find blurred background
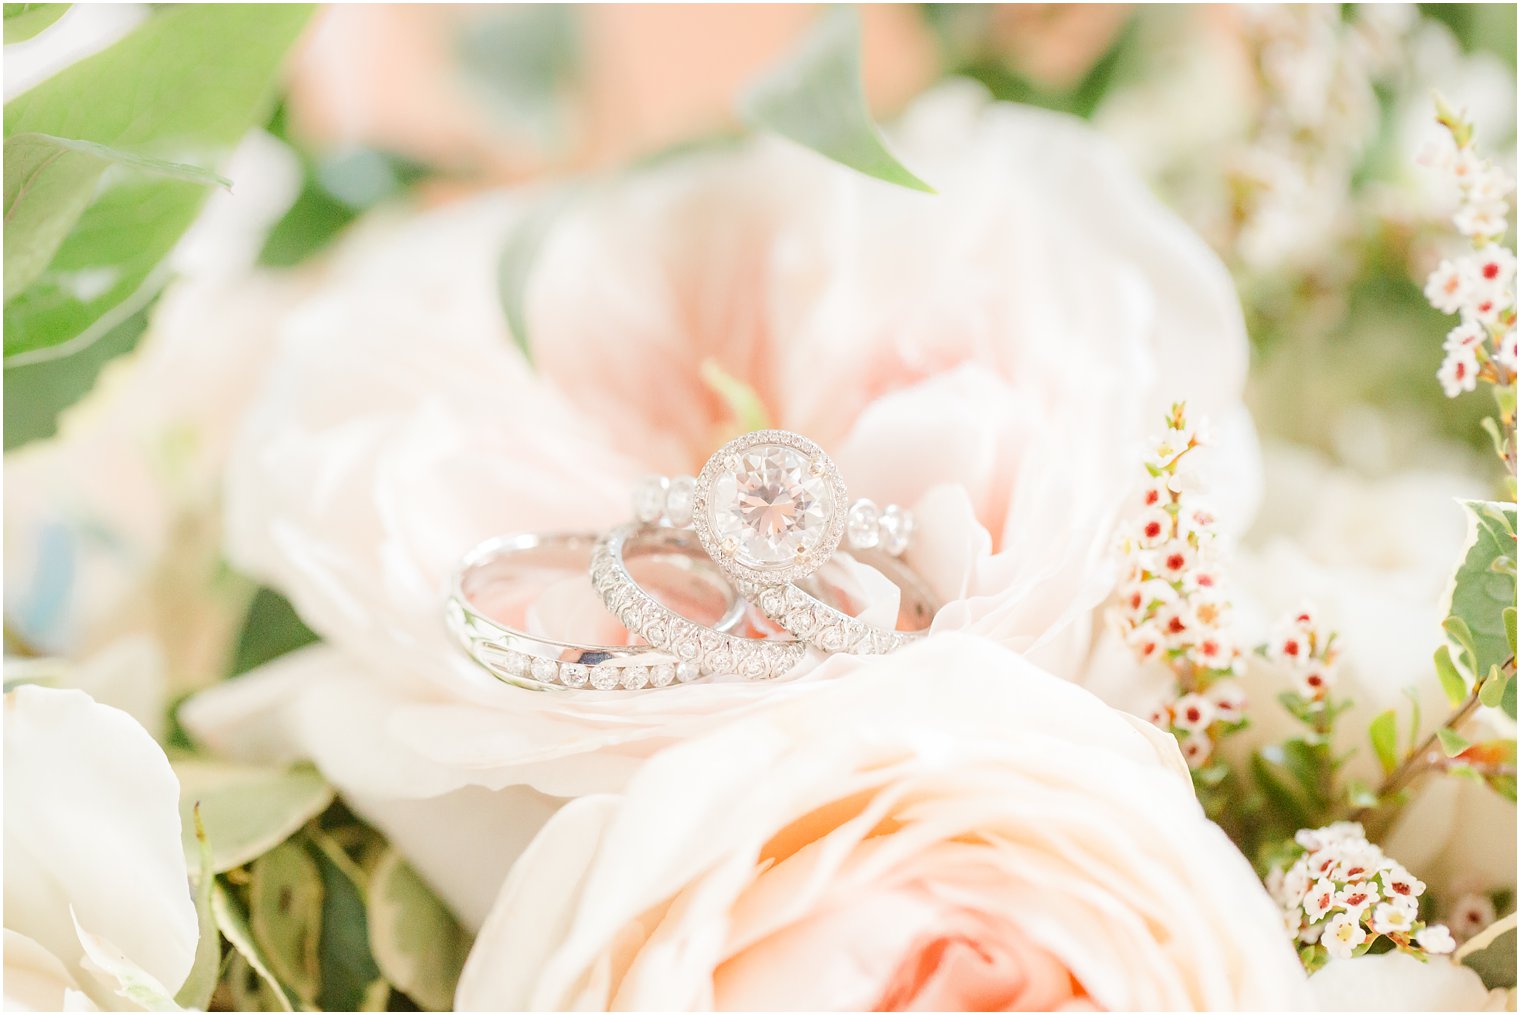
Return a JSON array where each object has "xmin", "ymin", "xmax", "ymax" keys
[{"xmin": 4, "ymin": 3, "xmax": 1517, "ymax": 701}]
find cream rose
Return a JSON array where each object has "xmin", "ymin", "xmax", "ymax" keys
[
  {"xmin": 3, "ymin": 687, "xmax": 200, "ymax": 1011},
  {"xmin": 186, "ymin": 83, "xmax": 1258, "ymax": 920},
  {"xmin": 1308, "ymin": 952, "xmax": 1510, "ymax": 1011},
  {"xmin": 455, "ymin": 635, "xmax": 1307, "ymax": 1010}
]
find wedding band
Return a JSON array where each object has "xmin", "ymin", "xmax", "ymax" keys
[
  {"xmin": 448, "ymin": 531, "xmax": 746, "ymax": 690},
  {"xmin": 592, "ymin": 524, "xmax": 808, "ymax": 679},
  {"xmin": 749, "ymin": 549, "xmax": 938, "ymax": 655}
]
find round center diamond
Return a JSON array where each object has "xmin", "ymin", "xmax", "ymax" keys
[{"xmin": 707, "ymin": 443, "xmax": 836, "ymax": 569}]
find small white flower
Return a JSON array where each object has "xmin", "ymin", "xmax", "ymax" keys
[
  {"xmin": 1415, "ymin": 924, "xmax": 1457, "ymax": 955},
  {"xmin": 1381, "ymin": 865, "xmax": 1426, "ymax": 901},
  {"xmin": 1455, "ymin": 201, "xmax": 1510, "ymax": 240},
  {"xmin": 1272, "ymin": 629, "xmax": 1308, "ymax": 663},
  {"xmin": 1496, "ymin": 329, "xmax": 1517, "ymax": 370},
  {"xmin": 1469, "ymin": 244, "xmax": 1517, "ymax": 287},
  {"xmin": 1155, "ymin": 539, "xmax": 1196, "ymax": 579},
  {"xmin": 1189, "ymin": 634, "xmax": 1234, "ymax": 671},
  {"xmin": 1332, "ymin": 882, "xmax": 1379, "ymax": 914},
  {"xmin": 1443, "ymin": 319, "xmax": 1488, "ymax": 351},
  {"xmin": 1437, "ymin": 346, "xmax": 1480, "ymax": 398},
  {"xmin": 1304, "ymin": 878, "xmax": 1338, "ymax": 922},
  {"xmin": 1467, "ymin": 165, "xmax": 1514, "ymax": 206},
  {"xmin": 1126, "ymin": 622, "xmax": 1166, "ymax": 661},
  {"xmin": 1331, "ymin": 844, "xmax": 1379, "ymax": 882},
  {"xmin": 1154, "ymin": 601, "xmax": 1195, "ymax": 645},
  {"xmin": 1322, "ymin": 912, "xmax": 1368, "ymax": 959},
  {"xmin": 1281, "ymin": 858, "xmax": 1311, "ymax": 904},
  {"xmin": 1465, "ymin": 288, "xmax": 1505, "ymax": 326},
  {"xmin": 1137, "ymin": 477, "xmax": 1171, "ymax": 510},
  {"xmin": 1448, "ymin": 148, "xmax": 1485, "ymax": 186},
  {"xmin": 1295, "ymin": 665, "xmax": 1334, "ymax": 698},
  {"xmin": 1172, "ymin": 692, "xmax": 1215, "ymax": 732},
  {"xmin": 1425, "ymin": 258, "xmax": 1470, "ymax": 313},
  {"xmin": 1447, "ymin": 892, "xmax": 1497, "ymax": 942},
  {"xmin": 1135, "ymin": 507, "xmax": 1174, "ymax": 548},
  {"xmin": 1370, "ymin": 900, "xmax": 1417, "ymax": 935}
]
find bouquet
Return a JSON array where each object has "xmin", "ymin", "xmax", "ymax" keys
[{"xmin": 4, "ymin": 5, "xmax": 1515, "ymax": 1011}]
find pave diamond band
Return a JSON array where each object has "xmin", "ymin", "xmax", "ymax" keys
[
  {"xmin": 449, "ymin": 531, "xmax": 746, "ymax": 691},
  {"xmin": 593, "ymin": 524, "xmax": 808, "ymax": 680},
  {"xmin": 743, "ymin": 548, "xmax": 938, "ymax": 655}
]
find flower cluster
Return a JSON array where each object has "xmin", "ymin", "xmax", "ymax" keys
[
  {"xmin": 1420, "ymin": 101, "xmax": 1518, "ymax": 398},
  {"xmin": 1269, "ymin": 822, "xmax": 1456, "ymax": 968},
  {"xmin": 1114, "ymin": 404, "xmax": 1246, "ymax": 769},
  {"xmin": 1266, "ymin": 605, "xmax": 1340, "ymax": 702}
]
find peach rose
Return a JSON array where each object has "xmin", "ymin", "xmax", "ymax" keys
[
  {"xmin": 185, "ymin": 84, "xmax": 1259, "ymax": 921},
  {"xmin": 454, "ymin": 636, "xmax": 1308, "ymax": 1010}
]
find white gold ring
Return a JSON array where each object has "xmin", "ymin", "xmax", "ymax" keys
[
  {"xmin": 592, "ymin": 523, "xmax": 808, "ymax": 679},
  {"xmin": 628, "ymin": 429, "xmax": 935, "ymax": 655},
  {"xmin": 448, "ymin": 531, "xmax": 746, "ymax": 690}
]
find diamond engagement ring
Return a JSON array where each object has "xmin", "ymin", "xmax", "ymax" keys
[
  {"xmin": 448, "ymin": 531, "xmax": 747, "ymax": 690},
  {"xmin": 623, "ymin": 429, "xmax": 936, "ymax": 655}
]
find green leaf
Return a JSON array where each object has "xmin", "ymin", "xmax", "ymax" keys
[
  {"xmin": 1437, "ymin": 726, "xmax": 1472, "ymax": 757},
  {"xmin": 212, "ymin": 884, "xmax": 296, "ymax": 1013},
  {"xmin": 1505, "ymin": 671, "xmax": 1517, "ymax": 721},
  {"xmin": 3, "ymin": 4, "xmax": 314, "ymax": 361},
  {"xmin": 699, "ymin": 358, "xmax": 773, "ymax": 433},
  {"xmin": 250, "ymin": 840, "xmax": 324, "ymax": 1006},
  {"xmin": 1480, "ymin": 669, "xmax": 1510, "ymax": 710},
  {"xmin": 1370, "ymin": 709, "xmax": 1399, "ymax": 774},
  {"xmin": 174, "ymin": 760, "xmax": 334, "ymax": 873},
  {"xmin": 1434, "ymin": 645, "xmax": 1471, "ymax": 706},
  {"xmin": 1442, "ymin": 500, "xmax": 1519, "ymax": 681},
  {"xmin": 312, "ymin": 833, "xmax": 383, "ymax": 1012},
  {"xmin": 229, "ymin": 586, "xmax": 319, "ymax": 676},
  {"xmin": 738, "ymin": 6, "xmax": 933, "ymax": 193},
  {"xmin": 368, "ymin": 850, "xmax": 471, "ymax": 1012},
  {"xmin": 1250, "ymin": 750, "xmax": 1312, "ymax": 832},
  {"xmin": 1460, "ymin": 913, "xmax": 1518, "ymax": 990},
  {"xmin": 4, "ymin": 133, "xmax": 228, "ymax": 302},
  {"xmin": 173, "ymin": 806, "xmax": 220, "ymax": 1011},
  {"xmin": 2, "ymin": 299, "xmax": 146, "ymax": 450},
  {"xmin": 3, "ymin": 3, "xmax": 67, "ymax": 43}
]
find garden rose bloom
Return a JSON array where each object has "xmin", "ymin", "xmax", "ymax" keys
[
  {"xmin": 187, "ymin": 84, "xmax": 1258, "ymax": 920},
  {"xmin": 455, "ymin": 636, "xmax": 1308, "ymax": 1010},
  {"xmin": 4, "ymin": 687, "xmax": 199, "ymax": 1011}
]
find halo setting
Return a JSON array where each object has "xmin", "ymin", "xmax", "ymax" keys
[{"xmin": 692, "ymin": 430, "xmax": 848, "ymax": 586}]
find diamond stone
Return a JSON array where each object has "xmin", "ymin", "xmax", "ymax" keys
[
  {"xmin": 504, "ymin": 650, "xmax": 530, "ymax": 677},
  {"xmin": 649, "ymin": 663, "xmax": 677, "ymax": 687},
  {"xmin": 879, "ymin": 505, "xmax": 913, "ymax": 556},
  {"xmin": 847, "ymin": 499, "xmax": 881, "ymax": 550},
  {"xmin": 676, "ymin": 661, "xmax": 701, "ymax": 683},
  {"xmin": 560, "ymin": 663, "xmax": 589, "ymax": 687},
  {"xmin": 707, "ymin": 443, "xmax": 836, "ymax": 569},
  {"xmin": 665, "ymin": 476, "xmax": 696, "ymax": 527},
  {"xmin": 530, "ymin": 657, "xmax": 559, "ymax": 684},
  {"xmin": 590, "ymin": 663, "xmax": 620, "ymax": 690},
  {"xmin": 621, "ymin": 665, "xmax": 650, "ymax": 690},
  {"xmin": 632, "ymin": 475, "xmax": 668, "ymax": 524}
]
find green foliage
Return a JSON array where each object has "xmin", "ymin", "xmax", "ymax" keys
[
  {"xmin": 258, "ymin": 145, "xmax": 429, "ymax": 268},
  {"xmin": 2, "ymin": 301, "xmax": 145, "ymax": 450},
  {"xmin": 251, "ymin": 840, "xmax": 325, "ymax": 1005},
  {"xmin": 175, "ymin": 806, "xmax": 221, "ymax": 1011},
  {"xmin": 174, "ymin": 759, "xmax": 334, "ymax": 873},
  {"xmin": 1442, "ymin": 500, "xmax": 1518, "ymax": 684},
  {"xmin": 1436, "ymin": 726, "xmax": 1472, "ymax": 757},
  {"xmin": 229, "ymin": 586, "xmax": 319, "ymax": 676},
  {"xmin": 4, "ymin": 133, "xmax": 228, "ymax": 301},
  {"xmin": 311, "ymin": 832, "xmax": 385, "ymax": 1012},
  {"xmin": 1460, "ymin": 914, "xmax": 1518, "ymax": 990},
  {"xmin": 214, "ymin": 883, "xmax": 297, "ymax": 1012},
  {"xmin": 739, "ymin": 6, "xmax": 934, "ymax": 193},
  {"xmin": 1434, "ymin": 644, "xmax": 1470, "ymax": 707},
  {"xmin": 3, "ymin": 3, "xmax": 67, "ymax": 43},
  {"xmin": 3, "ymin": 4, "xmax": 313, "ymax": 360},
  {"xmin": 368, "ymin": 851, "xmax": 472, "ymax": 1012},
  {"xmin": 1369, "ymin": 710, "xmax": 1399, "ymax": 773}
]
